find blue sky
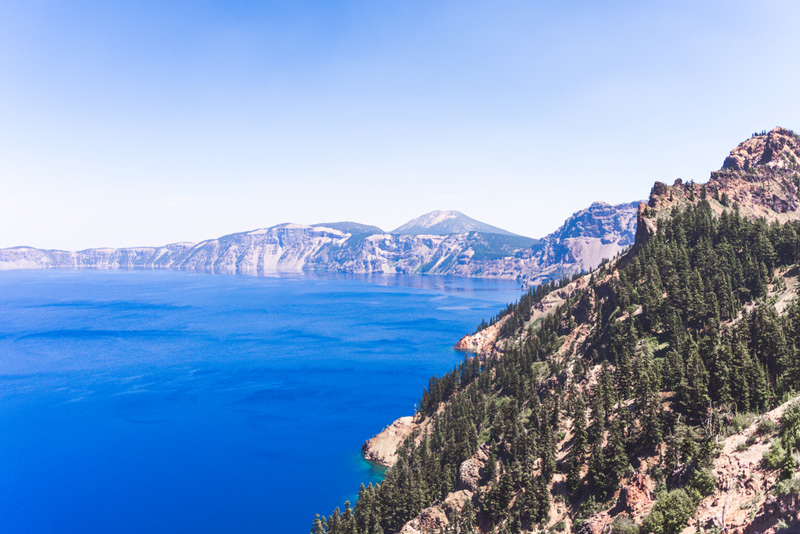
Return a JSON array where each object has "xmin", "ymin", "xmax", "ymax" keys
[{"xmin": 2, "ymin": 1, "xmax": 799, "ymax": 249}]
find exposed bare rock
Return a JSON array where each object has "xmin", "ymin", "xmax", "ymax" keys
[
  {"xmin": 579, "ymin": 512, "xmax": 612, "ymax": 534},
  {"xmin": 457, "ymin": 458, "xmax": 483, "ymax": 491},
  {"xmin": 534, "ymin": 275, "xmax": 590, "ymax": 318},
  {"xmin": 509, "ymin": 201, "xmax": 639, "ymax": 286},
  {"xmin": 457, "ymin": 445, "xmax": 490, "ymax": 490},
  {"xmin": 611, "ymin": 471, "xmax": 655, "ymax": 519},
  {"xmin": 362, "ymin": 415, "xmax": 417, "ymax": 468},
  {"xmin": 641, "ymin": 128, "xmax": 800, "ymax": 249},
  {"xmin": 722, "ymin": 127, "xmax": 800, "ymax": 172},
  {"xmin": 744, "ymin": 493, "xmax": 800, "ymax": 533},
  {"xmin": 683, "ymin": 399, "xmax": 800, "ymax": 534},
  {"xmin": 398, "ymin": 506, "xmax": 449, "ymax": 534},
  {"xmin": 454, "ymin": 316, "xmax": 508, "ymax": 355},
  {"xmin": 442, "ymin": 489, "xmax": 473, "ymax": 517},
  {"xmin": 0, "ymin": 226, "xmax": 348, "ymax": 274}
]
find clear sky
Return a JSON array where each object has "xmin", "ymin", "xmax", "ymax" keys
[{"xmin": 2, "ymin": 1, "xmax": 799, "ymax": 250}]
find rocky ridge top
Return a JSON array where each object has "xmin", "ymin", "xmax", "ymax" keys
[
  {"xmin": 722, "ymin": 127, "xmax": 800, "ymax": 172},
  {"xmin": 640, "ymin": 127, "xmax": 800, "ymax": 245}
]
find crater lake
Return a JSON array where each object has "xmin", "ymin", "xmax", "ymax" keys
[{"xmin": 0, "ymin": 269, "xmax": 522, "ymax": 533}]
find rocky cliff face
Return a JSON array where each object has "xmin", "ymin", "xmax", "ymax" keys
[
  {"xmin": 640, "ymin": 127, "xmax": 800, "ymax": 245},
  {"xmin": 0, "ymin": 225, "xmax": 350, "ymax": 275},
  {"xmin": 0, "ymin": 203, "xmax": 640, "ymax": 285},
  {"xmin": 520, "ymin": 201, "xmax": 638, "ymax": 284}
]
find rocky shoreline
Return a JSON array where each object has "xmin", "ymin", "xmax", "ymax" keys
[{"xmin": 362, "ymin": 416, "xmax": 419, "ymax": 468}]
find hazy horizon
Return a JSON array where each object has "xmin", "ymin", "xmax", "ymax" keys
[{"xmin": 2, "ymin": 1, "xmax": 799, "ymax": 250}]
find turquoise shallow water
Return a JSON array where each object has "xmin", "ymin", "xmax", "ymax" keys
[{"xmin": 0, "ymin": 270, "xmax": 521, "ymax": 534}]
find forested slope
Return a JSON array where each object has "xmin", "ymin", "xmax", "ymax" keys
[{"xmin": 313, "ymin": 127, "xmax": 800, "ymax": 534}]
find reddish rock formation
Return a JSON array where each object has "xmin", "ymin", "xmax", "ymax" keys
[
  {"xmin": 722, "ymin": 127, "xmax": 800, "ymax": 172},
  {"xmin": 457, "ymin": 445, "xmax": 490, "ymax": 491},
  {"xmin": 611, "ymin": 472, "xmax": 655, "ymax": 519},
  {"xmin": 399, "ymin": 506, "xmax": 449, "ymax": 534},
  {"xmin": 644, "ymin": 128, "xmax": 800, "ymax": 230}
]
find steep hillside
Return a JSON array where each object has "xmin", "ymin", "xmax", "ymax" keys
[
  {"xmin": 315, "ymin": 128, "xmax": 800, "ymax": 534},
  {"xmin": 0, "ymin": 203, "xmax": 638, "ymax": 285}
]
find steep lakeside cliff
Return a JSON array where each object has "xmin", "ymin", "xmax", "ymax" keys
[{"xmin": 0, "ymin": 203, "xmax": 639, "ymax": 285}]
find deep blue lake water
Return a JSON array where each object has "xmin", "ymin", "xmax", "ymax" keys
[{"xmin": 0, "ymin": 270, "xmax": 521, "ymax": 534}]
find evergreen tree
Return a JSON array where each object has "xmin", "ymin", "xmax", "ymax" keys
[{"xmin": 566, "ymin": 397, "xmax": 587, "ymax": 498}]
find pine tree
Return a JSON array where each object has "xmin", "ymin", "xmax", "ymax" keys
[
  {"xmin": 684, "ymin": 348, "xmax": 711, "ymax": 420},
  {"xmin": 311, "ymin": 514, "xmax": 326, "ymax": 534},
  {"xmin": 640, "ymin": 392, "xmax": 664, "ymax": 451},
  {"xmin": 566, "ymin": 397, "xmax": 587, "ymax": 498},
  {"xmin": 586, "ymin": 439, "xmax": 610, "ymax": 501},
  {"xmin": 605, "ymin": 417, "xmax": 630, "ymax": 490},
  {"xmin": 588, "ymin": 386, "xmax": 606, "ymax": 447}
]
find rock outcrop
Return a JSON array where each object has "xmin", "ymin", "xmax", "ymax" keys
[
  {"xmin": 454, "ymin": 316, "xmax": 509, "ymax": 355},
  {"xmin": 457, "ymin": 445, "xmax": 490, "ymax": 491},
  {"xmin": 682, "ymin": 399, "xmax": 800, "ymax": 534},
  {"xmin": 507, "ymin": 201, "xmax": 639, "ymax": 286},
  {"xmin": 639, "ymin": 127, "xmax": 800, "ymax": 248},
  {"xmin": 362, "ymin": 416, "xmax": 418, "ymax": 468},
  {"xmin": 398, "ymin": 506, "xmax": 449, "ymax": 534},
  {"xmin": 722, "ymin": 127, "xmax": 800, "ymax": 173}
]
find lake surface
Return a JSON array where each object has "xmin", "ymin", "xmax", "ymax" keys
[{"xmin": 0, "ymin": 270, "xmax": 522, "ymax": 534}]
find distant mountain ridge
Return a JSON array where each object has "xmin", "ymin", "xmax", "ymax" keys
[
  {"xmin": 0, "ymin": 203, "xmax": 641, "ymax": 285},
  {"xmin": 312, "ymin": 222, "xmax": 384, "ymax": 235},
  {"xmin": 391, "ymin": 210, "xmax": 519, "ymax": 236}
]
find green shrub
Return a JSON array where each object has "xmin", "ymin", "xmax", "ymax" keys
[
  {"xmin": 610, "ymin": 514, "xmax": 639, "ymax": 534},
  {"xmin": 782, "ymin": 401, "xmax": 800, "ymax": 433},
  {"xmin": 775, "ymin": 476, "xmax": 800, "ymax": 497},
  {"xmin": 641, "ymin": 489, "xmax": 696, "ymax": 534},
  {"xmin": 728, "ymin": 412, "xmax": 756, "ymax": 435},
  {"xmin": 689, "ymin": 467, "xmax": 717, "ymax": 498},
  {"xmin": 756, "ymin": 416, "xmax": 776, "ymax": 436},
  {"xmin": 763, "ymin": 441, "xmax": 787, "ymax": 470}
]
